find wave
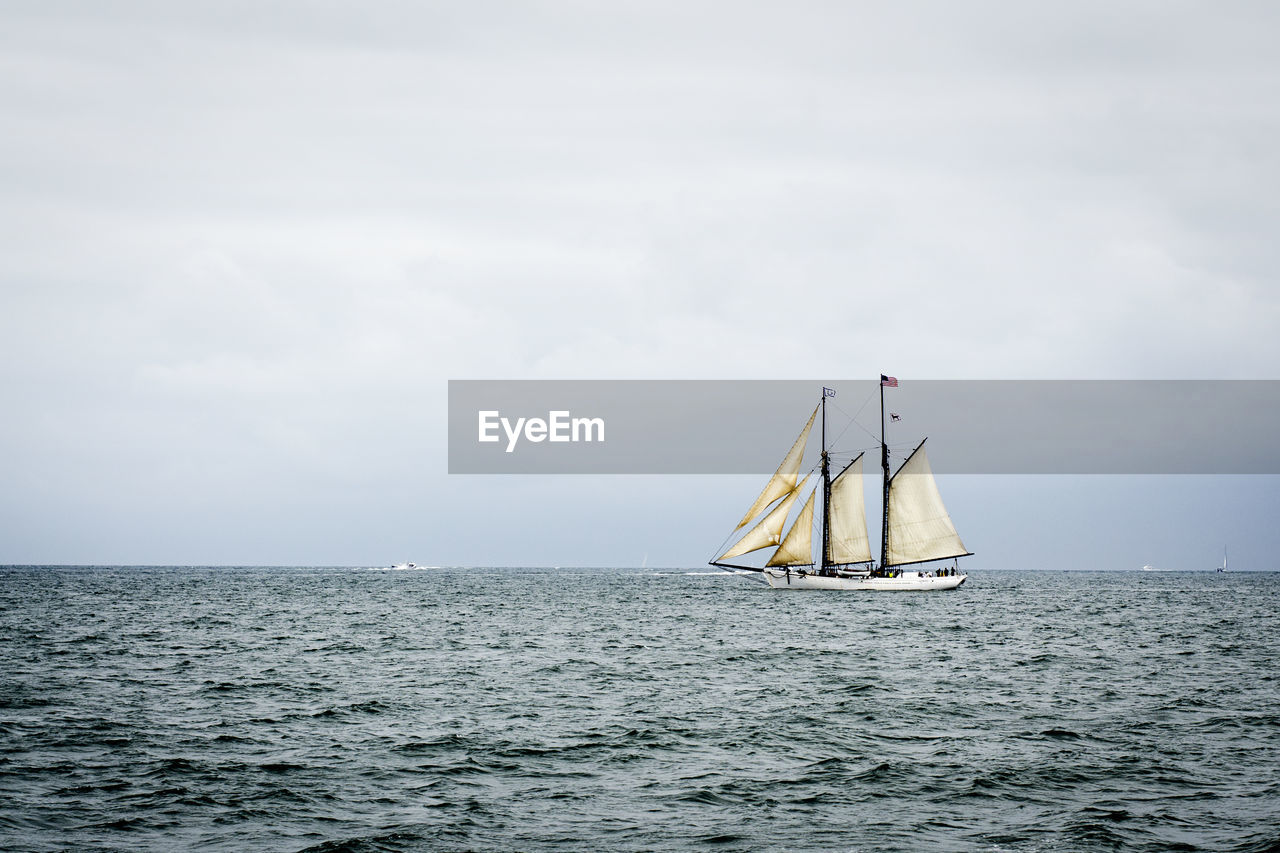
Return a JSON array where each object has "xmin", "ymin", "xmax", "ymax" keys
[{"xmin": 3, "ymin": 567, "xmax": 1275, "ymax": 852}]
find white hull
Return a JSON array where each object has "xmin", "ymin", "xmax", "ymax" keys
[{"xmin": 762, "ymin": 568, "xmax": 966, "ymax": 591}]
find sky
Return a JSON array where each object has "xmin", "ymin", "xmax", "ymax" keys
[{"xmin": 2, "ymin": 1, "xmax": 1278, "ymax": 569}]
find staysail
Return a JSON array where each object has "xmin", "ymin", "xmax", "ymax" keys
[
  {"xmin": 734, "ymin": 405, "xmax": 819, "ymax": 530},
  {"xmin": 719, "ymin": 476, "xmax": 810, "ymax": 561},
  {"xmin": 766, "ymin": 485, "xmax": 817, "ymax": 566},
  {"xmin": 827, "ymin": 454, "xmax": 872, "ymax": 565},
  {"xmin": 885, "ymin": 441, "xmax": 969, "ymax": 567}
]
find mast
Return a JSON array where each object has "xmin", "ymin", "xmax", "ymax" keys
[
  {"xmin": 820, "ymin": 389, "xmax": 831, "ymax": 573},
  {"xmin": 879, "ymin": 376, "xmax": 890, "ymax": 572}
]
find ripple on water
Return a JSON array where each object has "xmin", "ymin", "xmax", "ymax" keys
[{"xmin": 1, "ymin": 567, "xmax": 1278, "ymax": 852}]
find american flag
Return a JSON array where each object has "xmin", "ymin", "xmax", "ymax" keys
[{"xmin": 880, "ymin": 374, "xmax": 898, "ymax": 387}]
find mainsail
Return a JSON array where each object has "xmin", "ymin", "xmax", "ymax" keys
[
  {"xmin": 734, "ymin": 405, "xmax": 818, "ymax": 530},
  {"xmin": 767, "ymin": 485, "xmax": 817, "ymax": 566},
  {"xmin": 718, "ymin": 476, "xmax": 809, "ymax": 561},
  {"xmin": 827, "ymin": 454, "xmax": 872, "ymax": 565},
  {"xmin": 884, "ymin": 441, "xmax": 969, "ymax": 567}
]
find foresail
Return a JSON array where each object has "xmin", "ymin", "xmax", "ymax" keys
[
  {"xmin": 828, "ymin": 454, "xmax": 872, "ymax": 564},
  {"xmin": 734, "ymin": 405, "xmax": 819, "ymax": 530},
  {"xmin": 885, "ymin": 442, "xmax": 968, "ymax": 566},
  {"xmin": 766, "ymin": 485, "xmax": 816, "ymax": 566},
  {"xmin": 719, "ymin": 477, "xmax": 808, "ymax": 561}
]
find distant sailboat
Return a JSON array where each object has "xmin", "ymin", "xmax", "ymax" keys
[
  {"xmin": 1218, "ymin": 547, "xmax": 1228, "ymax": 573},
  {"xmin": 710, "ymin": 379, "xmax": 969, "ymax": 591}
]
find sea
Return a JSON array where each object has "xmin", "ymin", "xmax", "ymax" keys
[{"xmin": 1, "ymin": 566, "xmax": 1277, "ymax": 853}]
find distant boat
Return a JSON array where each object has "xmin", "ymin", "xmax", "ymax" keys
[
  {"xmin": 1142, "ymin": 564, "xmax": 1158, "ymax": 572},
  {"xmin": 392, "ymin": 562, "xmax": 419, "ymax": 570},
  {"xmin": 710, "ymin": 380, "xmax": 969, "ymax": 591},
  {"xmin": 1218, "ymin": 547, "xmax": 1228, "ymax": 573}
]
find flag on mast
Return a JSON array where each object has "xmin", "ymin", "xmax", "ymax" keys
[
  {"xmin": 880, "ymin": 375, "xmax": 898, "ymax": 387},
  {"xmin": 822, "ymin": 387, "xmax": 836, "ymax": 397}
]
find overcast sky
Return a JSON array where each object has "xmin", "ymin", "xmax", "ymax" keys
[{"xmin": 2, "ymin": 2, "xmax": 1278, "ymax": 569}]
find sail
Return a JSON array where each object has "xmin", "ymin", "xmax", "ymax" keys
[
  {"xmin": 767, "ymin": 485, "xmax": 817, "ymax": 566},
  {"xmin": 827, "ymin": 455, "xmax": 872, "ymax": 564},
  {"xmin": 719, "ymin": 477, "xmax": 809, "ymax": 561},
  {"xmin": 885, "ymin": 442, "xmax": 969, "ymax": 566},
  {"xmin": 734, "ymin": 405, "xmax": 819, "ymax": 530}
]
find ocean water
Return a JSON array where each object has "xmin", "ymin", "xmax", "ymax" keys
[{"xmin": 1, "ymin": 567, "xmax": 1278, "ymax": 853}]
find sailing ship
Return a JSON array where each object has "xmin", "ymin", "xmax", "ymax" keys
[
  {"xmin": 1218, "ymin": 547, "xmax": 1228, "ymax": 573},
  {"xmin": 710, "ymin": 378, "xmax": 970, "ymax": 590}
]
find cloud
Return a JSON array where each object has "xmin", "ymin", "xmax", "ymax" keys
[{"xmin": 2, "ymin": 1, "xmax": 1278, "ymax": 563}]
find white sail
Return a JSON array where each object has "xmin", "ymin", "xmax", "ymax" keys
[
  {"xmin": 734, "ymin": 405, "xmax": 819, "ymax": 530},
  {"xmin": 827, "ymin": 455, "xmax": 872, "ymax": 565},
  {"xmin": 719, "ymin": 477, "xmax": 809, "ymax": 561},
  {"xmin": 885, "ymin": 442, "xmax": 968, "ymax": 567},
  {"xmin": 767, "ymin": 485, "xmax": 817, "ymax": 566}
]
